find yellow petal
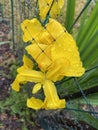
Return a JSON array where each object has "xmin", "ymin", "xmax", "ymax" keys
[
  {"xmin": 46, "ymin": 18, "xmax": 65, "ymax": 39},
  {"xmin": 38, "ymin": 0, "xmax": 53, "ymax": 20},
  {"xmin": 17, "ymin": 55, "xmax": 33, "ymax": 73},
  {"xmin": 58, "ymin": 0, "xmax": 64, "ymax": 8},
  {"xmin": 32, "ymin": 83, "xmax": 42, "ymax": 94},
  {"xmin": 37, "ymin": 45, "xmax": 52, "ymax": 71},
  {"xmin": 46, "ymin": 58, "xmax": 70, "ymax": 81},
  {"xmin": 35, "ymin": 29, "xmax": 54, "ymax": 45},
  {"xmin": 17, "ymin": 70, "xmax": 44, "ymax": 83},
  {"xmin": 12, "ymin": 70, "xmax": 44, "ymax": 92},
  {"xmin": 43, "ymin": 80, "xmax": 65, "ymax": 109},
  {"xmin": 27, "ymin": 97, "xmax": 44, "ymax": 110},
  {"xmin": 11, "ymin": 76, "xmax": 20, "ymax": 91},
  {"xmin": 23, "ymin": 55, "xmax": 33, "ymax": 69},
  {"xmin": 37, "ymin": 52, "xmax": 52, "ymax": 71},
  {"xmin": 21, "ymin": 18, "xmax": 43, "ymax": 42},
  {"xmin": 50, "ymin": 1, "xmax": 60, "ymax": 18},
  {"xmin": 51, "ymin": 32, "xmax": 85, "ymax": 76},
  {"xmin": 17, "ymin": 66, "xmax": 26, "ymax": 74},
  {"xmin": 26, "ymin": 44, "xmax": 52, "ymax": 71},
  {"xmin": 38, "ymin": 0, "xmax": 64, "ymax": 20},
  {"xmin": 21, "ymin": 19, "xmax": 29, "ymax": 31},
  {"xmin": 26, "ymin": 44, "xmax": 44, "ymax": 60},
  {"xmin": 50, "ymin": 0, "xmax": 64, "ymax": 18}
]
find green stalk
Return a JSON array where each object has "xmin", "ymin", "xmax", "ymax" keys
[
  {"xmin": 0, "ymin": 41, "xmax": 10, "ymax": 45},
  {"xmin": 10, "ymin": 0, "xmax": 15, "ymax": 50}
]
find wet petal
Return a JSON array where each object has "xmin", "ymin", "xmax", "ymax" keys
[
  {"xmin": 23, "ymin": 55, "xmax": 33, "ymax": 69},
  {"xmin": 21, "ymin": 18, "xmax": 43, "ymax": 42},
  {"xmin": 37, "ymin": 53, "xmax": 52, "ymax": 71},
  {"xmin": 17, "ymin": 70, "xmax": 44, "ymax": 83},
  {"xmin": 12, "ymin": 70, "xmax": 44, "ymax": 92},
  {"xmin": 51, "ymin": 32, "xmax": 85, "ymax": 76},
  {"xmin": 46, "ymin": 18, "xmax": 65, "ymax": 39},
  {"xmin": 46, "ymin": 58, "xmax": 70, "ymax": 81},
  {"xmin": 38, "ymin": 0, "xmax": 64, "ymax": 20},
  {"xmin": 21, "ymin": 19, "xmax": 29, "ymax": 31},
  {"xmin": 43, "ymin": 80, "xmax": 65, "ymax": 109},
  {"xmin": 38, "ymin": 0, "xmax": 53, "ymax": 20},
  {"xmin": 32, "ymin": 83, "xmax": 42, "ymax": 94},
  {"xmin": 35, "ymin": 29, "xmax": 54, "ymax": 45},
  {"xmin": 50, "ymin": 0, "xmax": 64, "ymax": 18},
  {"xmin": 17, "ymin": 55, "xmax": 33, "ymax": 73},
  {"xmin": 26, "ymin": 44, "xmax": 52, "ymax": 71},
  {"xmin": 11, "ymin": 76, "xmax": 20, "ymax": 91},
  {"xmin": 50, "ymin": 1, "xmax": 60, "ymax": 18},
  {"xmin": 26, "ymin": 44, "xmax": 45, "ymax": 60},
  {"xmin": 27, "ymin": 97, "xmax": 44, "ymax": 110},
  {"xmin": 58, "ymin": 0, "xmax": 64, "ymax": 8}
]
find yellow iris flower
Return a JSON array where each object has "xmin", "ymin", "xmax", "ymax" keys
[
  {"xmin": 12, "ymin": 18, "xmax": 85, "ymax": 110},
  {"xmin": 21, "ymin": 18, "xmax": 85, "ymax": 76},
  {"xmin": 38, "ymin": 0, "xmax": 64, "ymax": 20},
  {"xmin": 12, "ymin": 55, "xmax": 65, "ymax": 109}
]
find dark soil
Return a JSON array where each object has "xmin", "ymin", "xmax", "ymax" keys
[{"xmin": 0, "ymin": 40, "xmax": 41, "ymax": 130}]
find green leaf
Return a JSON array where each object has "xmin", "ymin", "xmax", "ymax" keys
[
  {"xmin": 22, "ymin": 125, "xmax": 28, "ymax": 130},
  {"xmin": 76, "ymin": 2, "xmax": 98, "ymax": 47},
  {"xmin": 70, "ymin": 0, "xmax": 92, "ymax": 32},
  {"xmin": 0, "ymin": 41, "xmax": 10, "ymax": 45},
  {"xmin": 65, "ymin": 0, "xmax": 76, "ymax": 32},
  {"xmin": 60, "ymin": 67, "xmax": 98, "ymax": 96},
  {"xmin": 66, "ymin": 102, "xmax": 98, "ymax": 129},
  {"xmin": 81, "ymin": 31, "xmax": 98, "ymax": 66},
  {"xmin": 76, "ymin": 6, "xmax": 89, "ymax": 38},
  {"xmin": 77, "ymin": 93, "xmax": 98, "ymax": 105}
]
